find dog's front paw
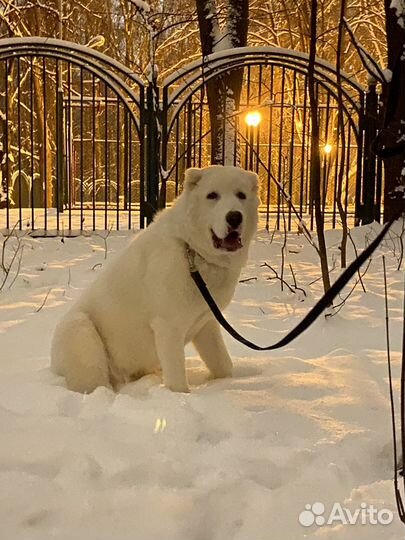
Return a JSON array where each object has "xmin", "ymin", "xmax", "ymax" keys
[
  {"xmin": 166, "ymin": 382, "xmax": 190, "ymax": 393},
  {"xmin": 210, "ymin": 360, "xmax": 233, "ymax": 379},
  {"xmin": 163, "ymin": 378, "xmax": 190, "ymax": 393}
]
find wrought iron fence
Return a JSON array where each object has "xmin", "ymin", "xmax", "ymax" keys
[
  {"xmin": 0, "ymin": 38, "xmax": 383, "ymax": 234},
  {"xmin": 0, "ymin": 38, "xmax": 144, "ymax": 234},
  {"xmin": 163, "ymin": 67, "xmax": 362, "ymax": 231}
]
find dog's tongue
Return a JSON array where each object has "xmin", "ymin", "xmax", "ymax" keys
[
  {"xmin": 223, "ymin": 231, "xmax": 242, "ymax": 251},
  {"xmin": 212, "ymin": 230, "xmax": 242, "ymax": 251}
]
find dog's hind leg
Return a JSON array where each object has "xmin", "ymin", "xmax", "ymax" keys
[
  {"xmin": 51, "ymin": 312, "xmax": 111, "ymax": 393},
  {"xmin": 192, "ymin": 319, "xmax": 233, "ymax": 379}
]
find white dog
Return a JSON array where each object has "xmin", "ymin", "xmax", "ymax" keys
[{"xmin": 51, "ymin": 165, "xmax": 259, "ymax": 393}]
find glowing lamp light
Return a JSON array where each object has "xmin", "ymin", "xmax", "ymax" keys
[
  {"xmin": 324, "ymin": 143, "xmax": 333, "ymax": 154},
  {"xmin": 245, "ymin": 111, "xmax": 262, "ymax": 127}
]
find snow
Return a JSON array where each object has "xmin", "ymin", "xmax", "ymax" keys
[
  {"xmin": 391, "ymin": 0, "xmax": 405, "ymax": 27},
  {"xmin": 342, "ymin": 18, "xmax": 388, "ymax": 84},
  {"xmin": 0, "ymin": 174, "xmax": 5, "ymax": 204},
  {"xmin": 0, "ymin": 220, "xmax": 404, "ymax": 539},
  {"xmin": 383, "ymin": 68, "xmax": 393, "ymax": 83},
  {"xmin": 131, "ymin": 0, "xmax": 150, "ymax": 13}
]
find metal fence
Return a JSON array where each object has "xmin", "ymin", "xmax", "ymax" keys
[
  {"xmin": 163, "ymin": 66, "xmax": 365, "ymax": 231},
  {"xmin": 0, "ymin": 38, "xmax": 383, "ymax": 234},
  {"xmin": 0, "ymin": 38, "xmax": 144, "ymax": 234}
]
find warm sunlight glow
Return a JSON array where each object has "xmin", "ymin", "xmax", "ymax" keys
[
  {"xmin": 324, "ymin": 143, "xmax": 333, "ymax": 154},
  {"xmin": 245, "ymin": 111, "xmax": 262, "ymax": 127}
]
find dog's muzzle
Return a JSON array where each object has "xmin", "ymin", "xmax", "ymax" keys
[{"xmin": 211, "ymin": 228, "xmax": 242, "ymax": 252}]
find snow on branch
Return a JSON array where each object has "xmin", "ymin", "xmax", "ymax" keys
[
  {"xmin": 390, "ymin": 0, "xmax": 405, "ymax": 28},
  {"xmin": 343, "ymin": 17, "xmax": 389, "ymax": 83},
  {"xmin": 128, "ymin": 0, "xmax": 151, "ymax": 14}
]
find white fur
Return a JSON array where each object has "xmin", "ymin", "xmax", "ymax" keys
[{"xmin": 51, "ymin": 165, "xmax": 259, "ymax": 393}]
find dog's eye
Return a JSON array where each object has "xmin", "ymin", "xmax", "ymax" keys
[
  {"xmin": 207, "ymin": 192, "xmax": 219, "ymax": 200},
  {"xmin": 236, "ymin": 191, "xmax": 246, "ymax": 200}
]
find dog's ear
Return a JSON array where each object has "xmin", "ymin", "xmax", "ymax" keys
[
  {"xmin": 245, "ymin": 171, "xmax": 258, "ymax": 193},
  {"xmin": 184, "ymin": 168, "xmax": 203, "ymax": 191}
]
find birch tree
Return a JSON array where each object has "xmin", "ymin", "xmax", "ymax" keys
[{"xmin": 195, "ymin": 0, "xmax": 248, "ymax": 164}]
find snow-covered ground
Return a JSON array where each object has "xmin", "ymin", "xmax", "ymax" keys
[{"xmin": 0, "ymin": 221, "xmax": 404, "ymax": 540}]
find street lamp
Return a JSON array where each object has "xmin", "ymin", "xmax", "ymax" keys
[
  {"xmin": 245, "ymin": 110, "xmax": 262, "ymax": 128},
  {"xmin": 244, "ymin": 111, "xmax": 262, "ymax": 170}
]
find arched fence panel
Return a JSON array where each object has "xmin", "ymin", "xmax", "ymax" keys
[
  {"xmin": 161, "ymin": 47, "xmax": 381, "ymax": 230},
  {"xmin": 0, "ymin": 38, "xmax": 145, "ymax": 234}
]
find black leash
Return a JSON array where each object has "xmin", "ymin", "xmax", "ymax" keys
[
  {"xmin": 384, "ymin": 257, "xmax": 405, "ymax": 524},
  {"xmin": 398, "ymin": 273, "xmax": 405, "ymax": 522},
  {"xmin": 190, "ymin": 215, "xmax": 399, "ymax": 350}
]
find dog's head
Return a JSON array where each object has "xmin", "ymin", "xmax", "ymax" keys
[{"xmin": 182, "ymin": 165, "xmax": 259, "ymax": 259}]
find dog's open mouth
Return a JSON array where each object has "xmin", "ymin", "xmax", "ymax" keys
[{"xmin": 211, "ymin": 229, "xmax": 243, "ymax": 252}]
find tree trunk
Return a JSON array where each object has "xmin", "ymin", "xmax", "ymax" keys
[
  {"xmin": 378, "ymin": 1, "xmax": 405, "ymax": 220},
  {"xmin": 0, "ymin": 60, "xmax": 13, "ymax": 209},
  {"xmin": 196, "ymin": 0, "xmax": 248, "ymax": 165},
  {"xmin": 32, "ymin": 64, "xmax": 53, "ymax": 208},
  {"xmin": 335, "ymin": 0, "xmax": 348, "ymax": 268},
  {"xmin": 31, "ymin": 2, "xmax": 54, "ymax": 208},
  {"xmin": 308, "ymin": 0, "xmax": 331, "ymax": 294}
]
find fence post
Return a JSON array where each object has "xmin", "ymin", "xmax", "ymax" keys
[
  {"xmin": 56, "ymin": 86, "xmax": 65, "ymax": 217},
  {"xmin": 145, "ymin": 82, "xmax": 160, "ymax": 224},
  {"xmin": 361, "ymin": 82, "xmax": 378, "ymax": 224},
  {"xmin": 159, "ymin": 86, "xmax": 168, "ymax": 210}
]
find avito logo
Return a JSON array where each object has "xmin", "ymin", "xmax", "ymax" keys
[{"xmin": 298, "ymin": 502, "xmax": 393, "ymax": 527}]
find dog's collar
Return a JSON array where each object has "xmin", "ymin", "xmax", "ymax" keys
[
  {"xmin": 185, "ymin": 243, "xmax": 198, "ymax": 273},
  {"xmin": 185, "ymin": 242, "xmax": 233, "ymax": 271}
]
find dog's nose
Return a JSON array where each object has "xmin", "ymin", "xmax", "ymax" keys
[{"xmin": 226, "ymin": 211, "xmax": 243, "ymax": 229}]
